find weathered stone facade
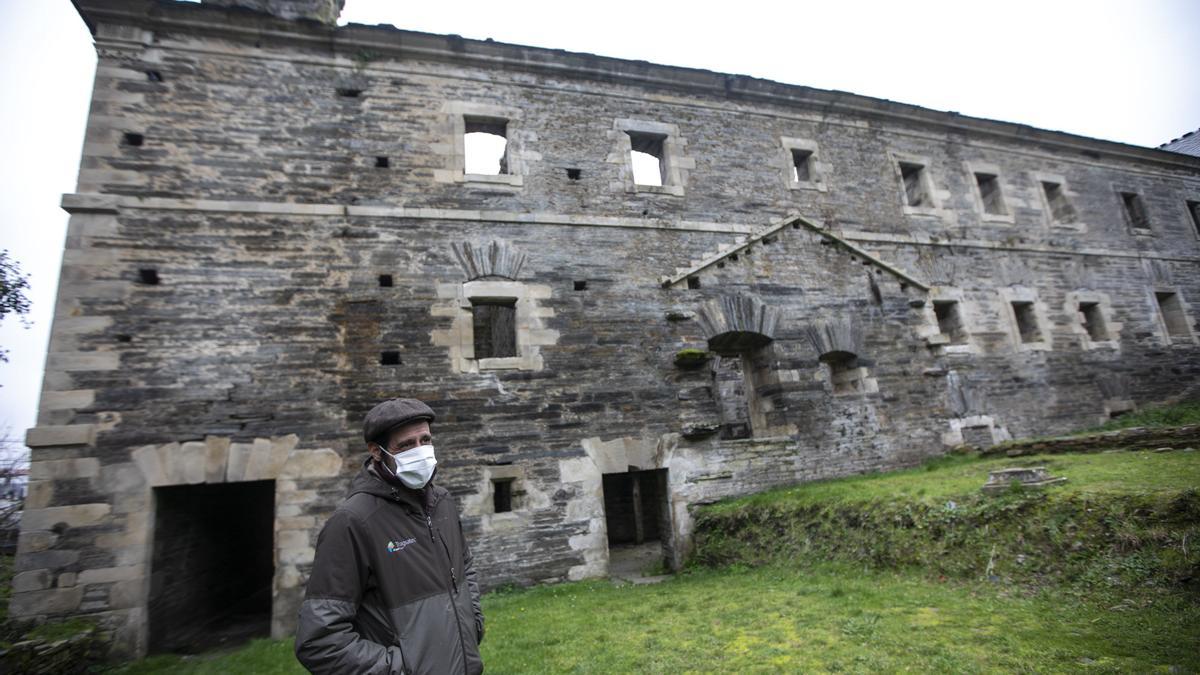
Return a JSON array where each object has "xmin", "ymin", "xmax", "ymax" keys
[{"xmin": 13, "ymin": 0, "xmax": 1200, "ymax": 658}]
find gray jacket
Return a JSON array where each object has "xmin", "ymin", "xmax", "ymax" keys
[{"xmin": 295, "ymin": 461, "xmax": 484, "ymax": 674}]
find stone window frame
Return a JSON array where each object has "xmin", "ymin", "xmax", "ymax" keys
[
  {"xmin": 919, "ymin": 287, "xmax": 977, "ymax": 355},
  {"xmin": 942, "ymin": 414, "xmax": 1012, "ymax": 448},
  {"xmin": 432, "ymin": 279, "xmax": 558, "ymax": 373},
  {"xmin": 779, "ymin": 137, "xmax": 828, "ymax": 193},
  {"xmin": 964, "ymin": 161, "xmax": 1015, "ymax": 224},
  {"xmin": 1033, "ymin": 171, "xmax": 1086, "ymax": 232},
  {"xmin": 1065, "ymin": 290, "xmax": 1121, "ymax": 350},
  {"xmin": 609, "ymin": 118, "xmax": 693, "ymax": 196},
  {"xmin": 888, "ymin": 150, "xmax": 948, "ymax": 218},
  {"xmin": 1114, "ymin": 186, "xmax": 1153, "ymax": 236},
  {"xmin": 1183, "ymin": 196, "xmax": 1200, "ymax": 241},
  {"xmin": 434, "ymin": 102, "xmax": 527, "ymax": 188},
  {"xmin": 1150, "ymin": 286, "xmax": 1197, "ymax": 346},
  {"xmin": 998, "ymin": 287, "xmax": 1052, "ymax": 352}
]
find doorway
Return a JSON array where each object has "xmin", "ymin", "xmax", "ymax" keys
[{"xmin": 602, "ymin": 468, "xmax": 671, "ymax": 579}]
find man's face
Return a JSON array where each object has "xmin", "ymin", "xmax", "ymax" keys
[{"xmin": 368, "ymin": 419, "xmax": 433, "ymax": 464}]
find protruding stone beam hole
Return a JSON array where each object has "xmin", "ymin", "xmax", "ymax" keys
[
  {"xmin": 374, "ymin": 156, "xmax": 389, "ymax": 169},
  {"xmin": 464, "ymin": 116, "xmax": 509, "ymax": 175},
  {"xmin": 123, "ymin": 132, "xmax": 144, "ymax": 147},
  {"xmin": 627, "ymin": 131, "xmax": 666, "ymax": 186},
  {"xmin": 602, "ymin": 468, "xmax": 670, "ymax": 579},
  {"xmin": 380, "ymin": 351, "xmax": 401, "ymax": 365},
  {"xmin": 148, "ymin": 480, "xmax": 274, "ymax": 654},
  {"xmin": 1078, "ymin": 301, "xmax": 1108, "ymax": 341},
  {"xmin": 899, "ymin": 161, "xmax": 929, "ymax": 207},
  {"xmin": 138, "ymin": 268, "xmax": 160, "ymax": 285},
  {"xmin": 1042, "ymin": 181, "xmax": 1077, "ymax": 224},
  {"xmin": 686, "ymin": 277, "xmax": 701, "ymax": 290},
  {"xmin": 1010, "ymin": 301, "xmax": 1042, "ymax": 343},
  {"xmin": 378, "ymin": 274, "xmax": 394, "ymax": 288},
  {"xmin": 146, "ymin": 70, "xmax": 163, "ymax": 82},
  {"xmin": 1155, "ymin": 292, "xmax": 1190, "ymax": 339},
  {"xmin": 335, "ymin": 87, "xmax": 362, "ymax": 98},
  {"xmin": 471, "ymin": 298, "xmax": 517, "ymax": 359},
  {"xmin": 565, "ymin": 168, "xmax": 582, "ymax": 180},
  {"xmin": 492, "ymin": 478, "xmax": 515, "ymax": 513},
  {"xmin": 573, "ymin": 280, "xmax": 588, "ymax": 291},
  {"xmin": 117, "ymin": 334, "xmax": 132, "ymax": 343},
  {"xmin": 791, "ymin": 148, "xmax": 813, "ymax": 182},
  {"xmin": 974, "ymin": 172, "xmax": 1007, "ymax": 215},
  {"xmin": 1121, "ymin": 191, "xmax": 1150, "ymax": 231},
  {"xmin": 934, "ymin": 300, "xmax": 968, "ymax": 344}
]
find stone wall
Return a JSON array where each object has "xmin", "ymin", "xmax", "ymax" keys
[{"xmin": 13, "ymin": 0, "xmax": 1200, "ymax": 658}]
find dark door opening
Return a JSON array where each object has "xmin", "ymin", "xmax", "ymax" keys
[
  {"xmin": 602, "ymin": 468, "xmax": 672, "ymax": 577},
  {"xmin": 148, "ymin": 480, "xmax": 275, "ymax": 654}
]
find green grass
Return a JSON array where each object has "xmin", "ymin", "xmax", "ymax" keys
[
  {"xmin": 107, "ymin": 561, "xmax": 1200, "ymax": 674},
  {"xmin": 1088, "ymin": 399, "xmax": 1200, "ymax": 432}
]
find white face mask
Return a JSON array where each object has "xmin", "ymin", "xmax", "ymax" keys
[{"xmin": 378, "ymin": 443, "xmax": 437, "ymax": 490}]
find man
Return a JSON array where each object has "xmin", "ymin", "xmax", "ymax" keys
[{"xmin": 295, "ymin": 398, "xmax": 484, "ymax": 674}]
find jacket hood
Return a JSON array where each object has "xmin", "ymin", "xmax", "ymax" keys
[{"xmin": 348, "ymin": 457, "xmax": 445, "ymax": 513}]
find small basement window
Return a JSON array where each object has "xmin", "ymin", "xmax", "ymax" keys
[
  {"xmin": 974, "ymin": 172, "xmax": 1007, "ymax": 215},
  {"xmin": 492, "ymin": 478, "xmax": 514, "ymax": 513},
  {"xmin": 380, "ymin": 351, "xmax": 401, "ymax": 365},
  {"xmin": 378, "ymin": 274, "xmax": 394, "ymax": 287},
  {"xmin": 627, "ymin": 131, "xmax": 666, "ymax": 186},
  {"xmin": 1078, "ymin": 302, "xmax": 1108, "ymax": 341},
  {"xmin": 1011, "ymin": 301, "xmax": 1042, "ymax": 343},
  {"xmin": 791, "ymin": 149, "xmax": 813, "ymax": 182},
  {"xmin": 123, "ymin": 132, "xmax": 144, "ymax": 147},
  {"xmin": 138, "ymin": 268, "xmax": 160, "ymax": 285},
  {"xmin": 471, "ymin": 298, "xmax": 517, "ymax": 359},
  {"xmin": 1121, "ymin": 192, "xmax": 1150, "ymax": 231},
  {"xmin": 933, "ymin": 300, "xmax": 967, "ymax": 344},
  {"xmin": 899, "ymin": 162, "xmax": 929, "ymax": 207},
  {"xmin": 464, "ymin": 116, "xmax": 508, "ymax": 175},
  {"xmin": 1187, "ymin": 200, "xmax": 1200, "ymax": 237},
  {"xmin": 1042, "ymin": 181, "xmax": 1077, "ymax": 224},
  {"xmin": 1155, "ymin": 292, "xmax": 1191, "ymax": 339}
]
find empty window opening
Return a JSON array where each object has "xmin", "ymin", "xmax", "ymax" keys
[
  {"xmin": 975, "ymin": 173, "xmax": 1006, "ymax": 215},
  {"xmin": 1156, "ymin": 292, "xmax": 1191, "ymax": 339},
  {"xmin": 123, "ymin": 132, "xmax": 144, "ymax": 147},
  {"xmin": 138, "ymin": 268, "xmax": 160, "ymax": 285},
  {"xmin": 822, "ymin": 351, "xmax": 867, "ymax": 395},
  {"xmin": 934, "ymin": 301, "xmax": 967, "ymax": 344},
  {"xmin": 1078, "ymin": 302, "xmax": 1108, "ymax": 341},
  {"xmin": 146, "ymin": 70, "xmax": 163, "ymax": 82},
  {"xmin": 1011, "ymin": 301, "xmax": 1042, "ymax": 343},
  {"xmin": 566, "ymin": 168, "xmax": 582, "ymax": 180},
  {"xmin": 791, "ymin": 149, "xmax": 813, "ymax": 182},
  {"xmin": 686, "ymin": 277, "xmax": 701, "ymax": 290},
  {"xmin": 464, "ymin": 117, "xmax": 508, "ymax": 175},
  {"xmin": 1187, "ymin": 200, "xmax": 1200, "ymax": 237},
  {"xmin": 899, "ymin": 162, "xmax": 928, "ymax": 207},
  {"xmin": 374, "ymin": 156, "xmax": 389, "ymax": 168},
  {"xmin": 573, "ymin": 280, "xmax": 588, "ymax": 291},
  {"xmin": 336, "ymin": 88, "xmax": 362, "ymax": 98},
  {"xmin": 1042, "ymin": 181, "xmax": 1077, "ymax": 224},
  {"xmin": 380, "ymin": 351, "xmax": 401, "ymax": 365},
  {"xmin": 1121, "ymin": 192, "xmax": 1150, "ymax": 231},
  {"xmin": 378, "ymin": 274, "xmax": 394, "ymax": 287},
  {"xmin": 492, "ymin": 478, "xmax": 514, "ymax": 514},
  {"xmin": 471, "ymin": 298, "xmax": 517, "ymax": 359},
  {"xmin": 148, "ymin": 480, "xmax": 274, "ymax": 654},
  {"xmin": 627, "ymin": 131, "xmax": 666, "ymax": 186}
]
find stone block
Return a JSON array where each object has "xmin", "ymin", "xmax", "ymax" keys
[
  {"xmin": 8, "ymin": 586, "xmax": 85, "ymax": 617},
  {"xmin": 26, "ymin": 425, "xmax": 96, "ymax": 448},
  {"xmin": 177, "ymin": 441, "xmax": 208, "ymax": 484},
  {"xmin": 205, "ymin": 436, "xmax": 231, "ymax": 483},
  {"xmin": 24, "ymin": 480, "xmax": 54, "ymax": 509},
  {"xmin": 12, "ymin": 569, "xmax": 52, "ymax": 593},
  {"xmin": 280, "ymin": 448, "xmax": 343, "ymax": 478},
  {"xmin": 21, "ymin": 503, "xmax": 112, "ymax": 530},
  {"xmin": 39, "ymin": 389, "xmax": 96, "ymax": 412},
  {"xmin": 30, "ymin": 458, "xmax": 100, "ymax": 480},
  {"xmin": 16, "ymin": 530, "xmax": 59, "ymax": 554},
  {"xmin": 78, "ymin": 565, "xmax": 144, "ymax": 585},
  {"xmin": 131, "ymin": 443, "xmax": 170, "ymax": 486}
]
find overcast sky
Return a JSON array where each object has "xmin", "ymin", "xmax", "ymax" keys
[{"xmin": 0, "ymin": 0, "xmax": 1197, "ymax": 462}]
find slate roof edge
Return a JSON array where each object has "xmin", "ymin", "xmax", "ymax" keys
[{"xmin": 73, "ymin": 0, "xmax": 1200, "ymax": 175}]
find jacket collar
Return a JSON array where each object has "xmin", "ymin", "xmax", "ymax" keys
[{"xmin": 349, "ymin": 457, "xmax": 445, "ymax": 514}]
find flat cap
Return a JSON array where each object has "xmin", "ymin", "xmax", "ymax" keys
[{"xmin": 363, "ymin": 398, "xmax": 436, "ymax": 443}]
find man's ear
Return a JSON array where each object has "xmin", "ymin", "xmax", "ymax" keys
[{"xmin": 367, "ymin": 443, "xmax": 382, "ymax": 463}]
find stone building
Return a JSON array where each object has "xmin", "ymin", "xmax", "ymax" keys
[{"xmin": 11, "ymin": 0, "xmax": 1200, "ymax": 658}]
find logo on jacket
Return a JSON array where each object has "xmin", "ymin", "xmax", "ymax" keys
[{"xmin": 387, "ymin": 538, "xmax": 417, "ymax": 554}]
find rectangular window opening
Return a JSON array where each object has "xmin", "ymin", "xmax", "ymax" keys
[
  {"xmin": 380, "ymin": 351, "xmax": 401, "ymax": 365},
  {"xmin": 627, "ymin": 131, "xmax": 666, "ymax": 187},
  {"xmin": 566, "ymin": 168, "xmax": 582, "ymax": 180},
  {"xmin": 1187, "ymin": 200, "xmax": 1200, "ymax": 237},
  {"xmin": 1121, "ymin": 192, "xmax": 1150, "ymax": 231},
  {"xmin": 933, "ymin": 300, "xmax": 967, "ymax": 344},
  {"xmin": 123, "ymin": 132, "xmax": 144, "ymax": 147},
  {"xmin": 791, "ymin": 149, "xmax": 813, "ymax": 182},
  {"xmin": 138, "ymin": 268, "xmax": 160, "ymax": 285},
  {"xmin": 975, "ymin": 172, "xmax": 1006, "ymax": 215},
  {"xmin": 464, "ymin": 116, "xmax": 509, "ymax": 176},
  {"xmin": 1079, "ymin": 302, "xmax": 1108, "ymax": 341},
  {"xmin": 1156, "ymin": 292, "xmax": 1190, "ymax": 338},
  {"xmin": 686, "ymin": 277, "xmax": 701, "ymax": 290},
  {"xmin": 492, "ymin": 478, "xmax": 514, "ymax": 513},
  {"xmin": 573, "ymin": 280, "xmax": 587, "ymax": 291},
  {"xmin": 374, "ymin": 156, "xmax": 389, "ymax": 169},
  {"xmin": 899, "ymin": 162, "xmax": 928, "ymax": 207},
  {"xmin": 1042, "ymin": 181, "xmax": 1077, "ymax": 224},
  {"xmin": 1011, "ymin": 301, "xmax": 1042, "ymax": 343},
  {"xmin": 471, "ymin": 298, "xmax": 517, "ymax": 359},
  {"xmin": 378, "ymin": 274, "xmax": 394, "ymax": 288}
]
